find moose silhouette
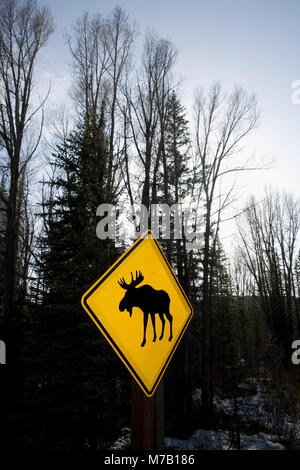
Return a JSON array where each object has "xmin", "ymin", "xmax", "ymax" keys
[{"xmin": 118, "ymin": 271, "xmax": 173, "ymax": 347}]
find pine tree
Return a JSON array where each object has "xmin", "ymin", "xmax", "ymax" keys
[
  {"xmin": 210, "ymin": 240, "xmax": 246, "ymax": 447},
  {"xmin": 164, "ymin": 91, "xmax": 191, "ymax": 205},
  {"xmin": 23, "ymin": 115, "xmax": 130, "ymax": 449},
  {"xmin": 156, "ymin": 92, "xmax": 193, "ymax": 282},
  {"xmin": 210, "ymin": 240, "xmax": 243, "ymax": 395},
  {"xmin": 160, "ymin": 93, "xmax": 198, "ymax": 437}
]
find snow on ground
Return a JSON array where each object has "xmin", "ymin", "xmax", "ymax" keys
[
  {"xmin": 110, "ymin": 427, "xmax": 285, "ymax": 451},
  {"xmin": 110, "ymin": 427, "xmax": 131, "ymax": 450},
  {"xmin": 215, "ymin": 392, "xmax": 265, "ymax": 423},
  {"xmin": 213, "ymin": 378, "xmax": 300, "ymax": 441},
  {"xmin": 165, "ymin": 430, "xmax": 285, "ymax": 450},
  {"xmin": 110, "ymin": 377, "xmax": 299, "ymax": 451}
]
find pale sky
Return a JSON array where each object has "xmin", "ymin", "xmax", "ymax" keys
[{"xmin": 36, "ymin": 0, "xmax": 300, "ymax": 247}]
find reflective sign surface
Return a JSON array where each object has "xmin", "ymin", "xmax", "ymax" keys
[{"xmin": 81, "ymin": 230, "xmax": 193, "ymax": 397}]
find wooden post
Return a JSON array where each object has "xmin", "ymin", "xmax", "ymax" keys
[{"xmin": 131, "ymin": 379, "xmax": 164, "ymax": 450}]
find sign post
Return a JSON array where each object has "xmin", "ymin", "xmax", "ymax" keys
[
  {"xmin": 81, "ymin": 230, "xmax": 193, "ymax": 448},
  {"xmin": 131, "ymin": 379, "xmax": 164, "ymax": 450}
]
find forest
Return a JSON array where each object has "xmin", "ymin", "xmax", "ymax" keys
[{"xmin": 0, "ymin": 0, "xmax": 300, "ymax": 451}]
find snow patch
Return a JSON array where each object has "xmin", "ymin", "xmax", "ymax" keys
[
  {"xmin": 165, "ymin": 429, "xmax": 285, "ymax": 450},
  {"xmin": 110, "ymin": 426, "xmax": 285, "ymax": 450}
]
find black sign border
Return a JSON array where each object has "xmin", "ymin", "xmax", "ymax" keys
[{"xmin": 82, "ymin": 229, "xmax": 194, "ymax": 397}]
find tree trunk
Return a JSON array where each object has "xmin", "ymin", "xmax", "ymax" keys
[
  {"xmin": 201, "ymin": 212, "xmax": 214, "ymax": 428},
  {"xmin": 3, "ymin": 161, "xmax": 19, "ymax": 355}
]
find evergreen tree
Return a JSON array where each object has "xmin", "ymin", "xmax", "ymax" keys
[
  {"xmin": 156, "ymin": 92, "xmax": 193, "ymax": 282},
  {"xmin": 161, "ymin": 93, "xmax": 198, "ymax": 437},
  {"xmin": 22, "ymin": 115, "xmax": 130, "ymax": 449},
  {"xmin": 164, "ymin": 91, "xmax": 191, "ymax": 205},
  {"xmin": 210, "ymin": 240, "xmax": 244, "ymax": 395},
  {"xmin": 210, "ymin": 240, "xmax": 246, "ymax": 447}
]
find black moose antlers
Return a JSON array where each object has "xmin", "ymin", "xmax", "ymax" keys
[
  {"xmin": 118, "ymin": 271, "xmax": 144, "ymax": 290},
  {"xmin": 118, "ymin": 271, "xmax": 173, "ymax": 347}
]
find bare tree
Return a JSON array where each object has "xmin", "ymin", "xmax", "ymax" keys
[
  {"xmin": 237, "ymin": 189, "xmax": 300, "ymax": 354},
  {"xmin": 0, "ymin": 0, "xmax": 53, "ymax": 348},
  {"xmin": 193, "ymin": 83, "xmax": 259, "ymax": 426},
  {"xmin": 275, "ymin": 191, "xmax": 300, "ymax": 334},
  {"xmin": 67, "ymin": 8, "xmax": 135, "ymax": 199},
  {"xmin": 68, "ymin": 12, "xmax": 109, "ymax": 124},
  {"xmin": 126, "ymin": 32, "xmax": 177, "ymax": 210},
  {"xmin": 105, "ymin": 7, "xmax": 135, "ymax": 193}
]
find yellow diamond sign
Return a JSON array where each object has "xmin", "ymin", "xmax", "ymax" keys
[{"xmin": 81, "ymin": 230, "xmax": 193, "ymax": 397}]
